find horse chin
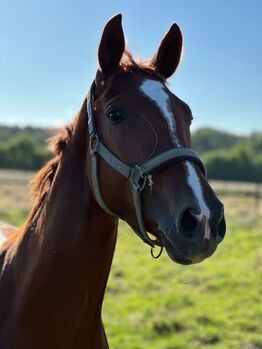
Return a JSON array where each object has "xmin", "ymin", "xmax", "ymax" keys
[
  {"xmin": 161, "ymin": 232, "xmax": 215, "ymax": 265},
  {"xmin": 163, "ymin": 237, "xmax": 193, "ymax": 265}
]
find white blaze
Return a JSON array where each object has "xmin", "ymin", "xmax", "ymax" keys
[
  {"xmin": 140, "ymin": 80, "xmax": 178, "ymax": 145},
  {"xmin": 140, "ymin": 79, "xmax": 211, "ymax": 238},
  {"xmin": 185, "ymin": 162, "xmax": 211, "ymax": 238}
]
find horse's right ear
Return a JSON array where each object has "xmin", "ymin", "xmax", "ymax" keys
[
  {"xmin": 98, "ymin": 14, "xmax": 125, "ymax": 76},
  {"xmin": 150, "ymin": 23, "xmax": 183, "ymax": 79}
]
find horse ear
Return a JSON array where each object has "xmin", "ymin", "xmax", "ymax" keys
[
  {"xmin": 98, "ymin": 14, "xmax": 125, "ymax": 76},
  {"xmin": 150, "ymin": 23, "xmax": 183, "ymax": 79}
]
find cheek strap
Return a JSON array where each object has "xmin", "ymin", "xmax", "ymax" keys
[{"xmin": 87, "ymin": 81, "xmax": 207, "ymax": 250}]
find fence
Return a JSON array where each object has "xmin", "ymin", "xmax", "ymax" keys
[
  {"xmin": 210, "ymin": 180, "xmax": 262, "ymax": 217},
  {"xmin": 0, "ymin": 170, "xmax": 261, "ymax": 215}
]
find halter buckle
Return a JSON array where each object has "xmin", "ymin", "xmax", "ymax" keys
[
  {"xmin": 129, "ymin": 166, "xmax": 144, "ymax": 192},
  {"xmin": 89, "ymin": 134, "xmax": 99, "ymax": 154}
]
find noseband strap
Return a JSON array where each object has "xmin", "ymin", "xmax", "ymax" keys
[{"xmin": 87, "ymin": 81, "xmax": 207, "ymax": 249}]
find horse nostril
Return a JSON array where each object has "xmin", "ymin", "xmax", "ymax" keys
[
  {"xmin": 181, "ymin": 208, "xmax": 199, "ymax": 231},
  {"xmin": 217, "ymin": 214, "xmax": 226, "ymax": 243}
]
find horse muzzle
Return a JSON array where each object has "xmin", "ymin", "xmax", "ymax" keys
[{"xmin": 160, "ymin": 202, "xmax": 226, "ymax": 265}]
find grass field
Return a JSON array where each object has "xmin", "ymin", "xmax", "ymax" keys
[{"xmin": 0, "ymin": 170, "xmax": 261, "ymax": 349}]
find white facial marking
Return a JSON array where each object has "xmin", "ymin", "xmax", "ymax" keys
[
  {"xmin": 140, "ymin": 79, "xmax": 178, "ymax": 145},
  {"xmin": 140, "ymin": 78, "xmax": 211, "ymax": 239},
  {"xmin": 185, "ymin": 162, "xmax": 211, "ymax": 239}
]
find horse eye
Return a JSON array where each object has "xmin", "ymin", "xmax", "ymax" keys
[{"xmin": 106, "ymin": 108, "xmax": 124, "ymax": 124}]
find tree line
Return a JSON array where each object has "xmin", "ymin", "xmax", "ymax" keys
[
  {"xmin": 193, "ymin": 128, "xmax": 262, "ymax": 182},
  {"xmin": 0, "ymin": 125, "xmax": 262, "ymax": 182},
  {"xmin": 0, "ymin": 126, "xmax": 52, "ymax": 170}
]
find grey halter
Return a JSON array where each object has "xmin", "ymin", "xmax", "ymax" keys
[{"xmin": 87, "ymin": 81, "xmax": 206, "ymax": 252}]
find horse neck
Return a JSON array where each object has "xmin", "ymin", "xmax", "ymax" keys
[{"xmin": 1, "ymin": 100, "xmax": 117, "ymax": 348}]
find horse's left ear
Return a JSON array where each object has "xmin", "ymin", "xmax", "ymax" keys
[
  {"xmin": 98, "ymin": 14, "xmax": 125, "ymax": 76},
  {"xmin": 150, "ymin": 23, "xmax": 183, "ymax": 79}
]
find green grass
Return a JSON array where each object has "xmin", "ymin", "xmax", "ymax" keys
[
  {"xmin": 0, "ymin": 170, "xmax": 261, "ymax": 348},
  {"xmin": 103, "ymin": 205, "xmax": 262, "ymax": 349},
  {"xmin": 0, "ymin": 208, "xmax": 28, "ymax": 226}
]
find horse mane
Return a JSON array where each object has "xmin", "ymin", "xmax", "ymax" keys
[
  {"xmin": 26, "ymin": 126, "xmax": 73, "ymax": 224},
  {"xmin": 0, "ymin": 125, "xmax": 75, "ymax": 249},
  {"xmin": 119, "ymin": 49, "xmax": 166, "ymax": 81}
]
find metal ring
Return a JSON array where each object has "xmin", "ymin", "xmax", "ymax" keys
[
  {"xmin": 150, "ymin": 244, "xmax": 163, "ymax": 259},
  {"xmin": 89, "ymin": 134, "xmax": 99, "ymax": 152}
]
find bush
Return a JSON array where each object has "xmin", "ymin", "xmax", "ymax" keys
[{"xmin": 0, "ymin": 135, "xmax": 51, "ymax": 170}]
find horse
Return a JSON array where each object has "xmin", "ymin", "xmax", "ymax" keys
[{"xmin": 0, "ymin": 14, "xmax": 226, "ymax": 349}]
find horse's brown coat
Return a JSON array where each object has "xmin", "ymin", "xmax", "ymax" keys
[
  {"xmin": 0, "ymin": 101, "xmax": 118, "ymax": 348},
  {"xmin": 0, "ymin": 14, "xmax": 225, "ymax": 348}
]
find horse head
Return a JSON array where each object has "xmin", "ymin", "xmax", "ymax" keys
[{"xmin": 87, "ymin": 14, "xmax": 226, "ymax": 265}]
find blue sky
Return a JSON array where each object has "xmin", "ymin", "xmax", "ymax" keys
[{"xmin": 0, "ymin": 0, "xmax": 261, "ymax": 134}]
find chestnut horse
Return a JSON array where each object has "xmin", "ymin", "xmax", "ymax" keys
[{"xmin": 0, "ymin": 14, "xmax": 226, "ymax": 349}]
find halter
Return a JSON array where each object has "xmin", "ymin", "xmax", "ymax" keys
[{"xmin": 87, "ymin": 81, "xmax": 206, "ymax": 256}]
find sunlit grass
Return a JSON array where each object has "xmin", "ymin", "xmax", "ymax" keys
[
  {"xmin": 103, "ymin": 214, "xmax": 262, "ymax": 349},
  {"xmin": 0, "ymin": 170, "xmax": 261, "ymax": 348},
  {"xmin": 0, "ymin": 170, "xmax": 32, "ymax": 226}
]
